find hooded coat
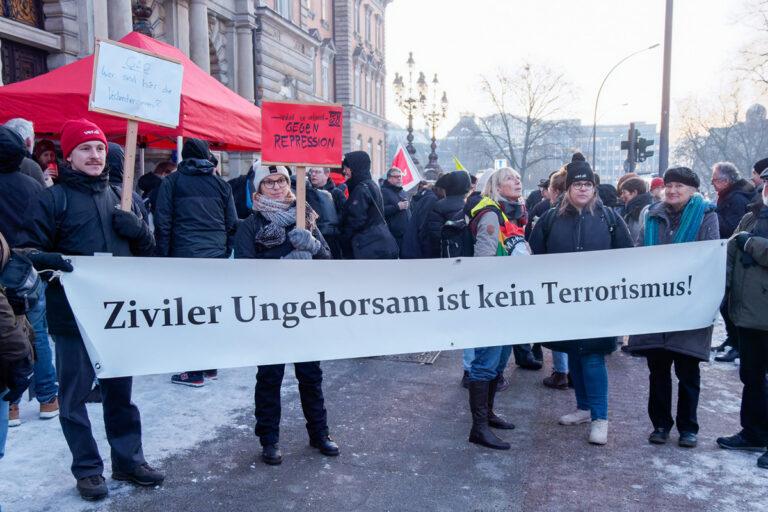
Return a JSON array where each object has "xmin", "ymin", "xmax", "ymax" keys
[
  {"xmin": 380, "ymin": 180, "xmax": 411, "ymax": 249},
  {"xmin": 0, "ymin": 127, "xmax": 44, "ymax": 247},
  {"xmin": 717, "ymin": 178, "xmax": 755, "ymax": 238},
  {"xmin": 419, "ymin": 171, "xmax": 471, "ymax": 258},
  {"xmin": 106, "ymin": 142, "xmax": 149, "ymax": 220},
  {"xmin": 401, "ymin": 188, "xmax": 437, "ymax": 259},
  {"xmin": 340, "ymin": 160, "xmax": 398, "ymax": 259},
  {"xmin": 17, "ymin": 165, "xmax": 155, "ymax": 335},
  {"xmin": 726, "ymin": 202, "xmax": 768, "ymax": 331},
  {"xmin": 228, "ymin": 167, "xmax": 256, "ymax": 220}
]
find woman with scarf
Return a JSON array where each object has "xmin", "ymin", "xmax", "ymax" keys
[
  {"xmin": 529, "ymin": 161, "xmax": 634, "ymax": 446},
  {"xmin": 628, "ymin": 167, "xmax": 719, "ymax": 449},
  {"xmin": 234, "ymin": 165, "xmax": 338, "ymax": 466},
  {"xmin": 463, "ymin": 167, "xmax": 528, "ymax": 450}
]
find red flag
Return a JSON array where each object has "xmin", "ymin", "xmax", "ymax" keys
[{"xmin": 390, "ymin": 144, "xmax": 422, "ymax": 191}]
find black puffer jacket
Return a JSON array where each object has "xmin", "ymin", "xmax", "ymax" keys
[
  {"xmin": 229, "ymin": 168, "xmax": 255, "ymax": 220},
  {"xmin": 340, "ymin": 169, "xmax": 398, "ymax": 259},
  {"xmin": 154, "ymin": 158, "xmax": 238, "ymax": 258},
  {"xmin": 17, "ymin": 166, "xmax": 155, "ymax": 335},
  {"xmin": 420, "ymin": 195, "xmax": 466, "ymax": 258},
  {"xmin": 401, "ymin": 188, "xmax": 437, "ymax": 259},
  {"xmin": 318, "ymin": 178, "xmax": 347, "ymax": 216},
  {"xmin": 0, "ymin": 127, "xmax": 44, "ymax": 246},
  {"xmin": 717, "ymin": 178, "xmax": 755, "ymax": 238},
  {"xmin": 106, "ymin": 142, "xmax": 149, "ymax": 220},
  {"xmin": 233, "ymin": 208, "xmax": 330, "ymax": 260},
  {"xmin": 525, "ymin": 197, "xmax": 551, "ymax": 239},
  {"xmin": 381, "ymin": 180, "xmax": 411, "ymax": 245},
  {"xmin": 529, "ymin": 200, "xmax": 633, "ymax": 355}
]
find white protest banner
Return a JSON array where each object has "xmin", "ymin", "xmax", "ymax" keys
[
  {"xmin": 89, "ymin": 40, "xmax": 183, "ymax": 128},
  {"xmin": 60, "ymin": 240, "xmax": 726, "ymax": 378}
]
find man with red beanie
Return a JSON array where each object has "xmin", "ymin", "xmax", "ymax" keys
[{"xmin": 17, "ymin": 118, "xmax": 163, "ymax": 501}]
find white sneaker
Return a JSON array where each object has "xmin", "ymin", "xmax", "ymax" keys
[
  {"xmin": 589, "ymin": 419, "xmax": 609, "ymax": 445},
  {"xmin": 558, "ymin": 409, "xmax": 591, "ymax": 426}
]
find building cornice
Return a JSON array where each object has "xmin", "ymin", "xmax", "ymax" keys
[{"xmin": 0, "ymin": 17, "xmax": 61, "ymax": 52}]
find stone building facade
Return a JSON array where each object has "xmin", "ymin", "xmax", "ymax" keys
[{"xmin": 0, "ymin": 0, "xmax": 390, "ymax": 176}]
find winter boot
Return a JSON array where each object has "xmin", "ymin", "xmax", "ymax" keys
[
  {"xmin": 589, "ymin": 420, "xmax": 609, "ymax": 445},
  {"xmin": 716, "ymin": 432, "xmax": 768, "ymax": 452},
  {"xmin": 468, "ymin": 381, "xmax": 510, "ymax": 450},
  {"xmin": 76, "ymin": 475, "xmax": 108, "ymax": 501},
  {"xmin": 488, "ymin": 376, "xmax": 515, "ymax": 430},
  {"xmin": 543, "ymin": 371, "xmax": 569, "ymax": 390}
]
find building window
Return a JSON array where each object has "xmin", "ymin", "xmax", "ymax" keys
[
  {"xmin": 321, "ymin": 0, "xmax": 328, "ymax": 20},
  {"xmin": 375, "ymin": 80, "xmax": 381, "ymax": 115},
  {"xmin": 366, "ymin": 73, "xmax": 372, "ymax": 111},
  {"xmin": 354, "ymin": 0, "xmax": 361, "ymax": 34},
  {"xmin": 354, "ymin": 66, "xmax": 361, "ymax": 107},
  {"xmin": 378, "ymin": 140, "xmax": 385, "ymax": 172},
  {"xmin": 368, "ymin": 138, "xmax": 374, "ymax": 163},
  {"xmin": 356, "ymin": 134, "xmax": 363, "ymax": 151},
  {"xmin": 365, "ymin": 7, "xmax": 372, "ymax": 42},
  {"xmin": 276, "ymin": 0, "xmax": 292, "ymax": 20},
  {"xmin": 321, "ymin": 60, "xmax": 329, "ymax": 100}
]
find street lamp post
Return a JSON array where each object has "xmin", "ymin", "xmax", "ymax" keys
[
  {"xmin": 591, "ymin": 43, "xmax": 660, "ymax": 172},
  {"xmin": 422, "ymin": 73, "xmax": 448, "ymax": 172},
  {"xmin": 393, "ymin": 52, "xmax": 426, "ymax": 167}
]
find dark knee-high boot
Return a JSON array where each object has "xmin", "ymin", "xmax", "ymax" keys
[
  {"xmin": 488, "ymin": 376, "xmax": 515, "ymax": 430},
  {"xmin": 468, "ymin": 381, "xmax": 510, "ymax": 450}
]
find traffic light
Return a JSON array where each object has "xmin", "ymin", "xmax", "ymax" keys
[{"xmin": 637, "ymin": 137, "xmax": 654, "ymax": 162}]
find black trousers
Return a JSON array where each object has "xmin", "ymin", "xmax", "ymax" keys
[
  {"xmin": 54, "ymin": 333, "xmax": 145, "ymax": 478},
  {"xmin": 721, "ymin": 296, "xmax": 739, "ymax": 350},
  {"xmin": 737, "ymin": 327, "xmax": 768, "ymax": 443},
  {"xmin": 646, "ymin": 349, "xmax": 701, "ymax": 434},
  {"xmin": 254, "ymin": 362, "xmax": 328, "ymax": 446}
]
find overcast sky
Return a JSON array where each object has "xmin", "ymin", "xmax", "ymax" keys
[{"xmin": 385, "ymin": 0, "xmax": 759, "ymax": 138}]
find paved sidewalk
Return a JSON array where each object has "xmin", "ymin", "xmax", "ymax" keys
[{"xmin": 104, "ymin": 339, "xmax": 767, "ymax": 512}]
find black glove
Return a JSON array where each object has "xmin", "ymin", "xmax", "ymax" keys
[
  {"xmin": 26, "ymin": 251, "xmax": 73, "ymax": 273},
  {"xmin": 734, "ymin": 231, "xmax": 752, "ymax": 252},
  {"xmin": 3, "ymin": 358, "xmax": 33, "ymax": 403},
  {"xmin": 112, "ymin": 209, "xmax": 146, "ymax": 240}
]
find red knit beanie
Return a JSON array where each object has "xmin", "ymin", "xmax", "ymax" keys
[
  {"xmin": 650, "ymin": 177, "xmax": 664, "ymax": 191},
  {"xmin": 60, "ymin": 118, "xmax": 108, "ymax": 158}
]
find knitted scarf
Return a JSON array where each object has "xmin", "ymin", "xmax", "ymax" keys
[
  {"xmin": 252, "ymin": 194, "xmax": 318, "ymax": 248},
  {"xmin": 644, "ymin": 193, "xmax": 707, "ymax": 246}
]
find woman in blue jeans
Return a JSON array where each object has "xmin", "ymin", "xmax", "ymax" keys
[{"xmin": 529, "ymin": 160, "xmax": 633, "ymax": 445}]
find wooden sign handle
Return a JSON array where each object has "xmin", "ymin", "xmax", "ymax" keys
[
  {"xmin": 296, "ymin": 166, "xmax": 307, "ymax": 230},
  {"xmin": 120, "ymin": 120, "xmax": 139, "ymax": 211}
]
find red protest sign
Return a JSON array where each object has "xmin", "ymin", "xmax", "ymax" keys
[{"xmin": 261, "ymin": 101, "xmax": 343, "ymax": 167}]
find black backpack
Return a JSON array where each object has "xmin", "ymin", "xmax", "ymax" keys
[
  {"xmin": 440, "ymin": 218, "xmax": 475, "ymax": 258},
  {"xmin": 0, "ymin": 251, "xmax": 43, "ymax": 316}
]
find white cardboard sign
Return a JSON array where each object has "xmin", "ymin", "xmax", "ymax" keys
[{"xmin": 89, "ymin": 40, "xmax": 183, "ymax": 128}]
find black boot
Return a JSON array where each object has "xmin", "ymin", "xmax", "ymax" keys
[
  {"xmin": 468, "ymin": 381, "xmax": 510, "ymax": 450},
  {"xmin": 488, "ymin": 377, "xmax": 515, "ymax": 430}
]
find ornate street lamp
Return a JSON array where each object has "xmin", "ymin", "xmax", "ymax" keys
[
  {"xmin": 392, "ymin": 52, "xmax": 426, "ymax": 167},
  {"xmin": 422, "ymin": 73, "xmax": 448, "ymax": 171}
]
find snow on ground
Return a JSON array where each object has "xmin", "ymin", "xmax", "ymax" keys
[{"xmin": 0, "ymin": 367, "xmax": 263, "ymax": 512}]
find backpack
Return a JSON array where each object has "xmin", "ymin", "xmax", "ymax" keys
[
  {"xmin": 440, "ymin": 218, "xmax": 475, "ymax": 258},
  {"xmin": 539, "ymin": 204, "xmax": 620, "ymax": 249},
  {"xmin": 0, "ymin": 251, "xmax": 43, "ymax": 315}
]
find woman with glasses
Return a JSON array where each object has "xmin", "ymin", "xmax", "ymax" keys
[
  {"xmin": 234, "ymin": 165, "xmax": 338, "ymax": 466},
  {"xmin": 628, "ymin": 167, "xmax": 719, "ymax": 449},
  {"xmin": 529, "ymin": 161, "xmax": 633, "ymax": 445}
]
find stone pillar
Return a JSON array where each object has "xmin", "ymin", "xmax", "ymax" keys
[
  {"xmin": 92, "ymin": 0, "xmax": 109, "ymax": 40},
  {"xmin": 189, "ymin": 0, "xmax": 211, "ymax": 73},
  {"xmin": 176, "ymin": 0, "xmax": 191, "ymax": 56},
  {"xmin": 235, "ymin": 24, "xmax": 255, "ymax": 102},
  {"xmin": 108, "ymin": 0, "xmax": 133, "ymax": 40}
]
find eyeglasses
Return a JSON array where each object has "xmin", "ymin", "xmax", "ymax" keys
[
  {"xmin": 389, "ymin": 174, "xmax": 403, "ymax": 179},
  {"xmin": 262, "ymin": 178, "xmax": 289, "ymax": 189},
  {"xmin": 571, "ymin": 182, "xmax": 594, "ymax": 190}
]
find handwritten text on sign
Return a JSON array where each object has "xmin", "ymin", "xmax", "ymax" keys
[
  {"xmin": 89, "ymin": 41, "xmax": 183, "ymax": 128},
  {"xmin": 261, "ymin": 101, "xmax": 343, "ymax": 166}
]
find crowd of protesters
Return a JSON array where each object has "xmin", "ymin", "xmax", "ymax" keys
[{"xmin": 1, "ymin": 116, "xmax": 767, "ymax": 503}]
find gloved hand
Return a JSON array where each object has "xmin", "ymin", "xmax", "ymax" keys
[
  {"xmin": 734, "ymin": 231, "xmax": 752, "ymax": 252},
  {"xmin": 288, "ymin": 229, "xmax": 322, "ymax": 255},
  {"xmin": 281, "ymin": 250, "xmax": 312, "ymax": 260},
  {"xmin": 3, "ymin": 358, "xmax": 33, "ymax": 403},
  {"xmin": 112, "ymin": 209, "xmax": 145, "ymax": 240},
  {"xmin": 26, "ymin": 251, "xmax": 73, "ymax": 273}
]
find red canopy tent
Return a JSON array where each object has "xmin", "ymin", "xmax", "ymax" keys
[{"xmin": 0, "ymin": 32, "xmax": 261, "ymax": 151}]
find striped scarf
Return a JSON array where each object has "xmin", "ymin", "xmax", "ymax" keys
[{"xmin": 644, "ymin": 193, "xmax": 707, "ymax": 246}]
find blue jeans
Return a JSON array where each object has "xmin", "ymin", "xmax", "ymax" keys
[
  {"xmin": 469, "ymin": 345, "xmax": 512, "ymax": 382},
  {"xmin": 15, "ymin": 285, "xmax": 57, "ymax": 404},
  {"xmin": 568, "ymin": 352, "xmax": 608, "ymax": 420},
  {"xmin": 0, "ymin": 389, "xmax": 8, "ymax": 459},
  {"xmin": 552, "ymin": 350, "xmax": 568, "ymax": 373},
  {"xmin": 462, "ymin": 349, "xmax": 474, "ymax": 372}
]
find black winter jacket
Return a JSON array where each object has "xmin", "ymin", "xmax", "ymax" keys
[
  {"xmin": 525, "ymin": 198, "xmax": 551, "ymax": 239},
  {"xmin": 234, "ymin": 210, "xmax": 330, "ymax": 260},
  {"xmin": 318, "ymin": 179, "xmax": 347, "ymax": 216},
  {"xmin": 529, "ymin": 200, "xmax": 633, "ymax": 355},
  {"xmin": 154, "ymin": 158, "xmax": 238, "ymax": 258},
  {"xmin": 380, "ymin": 181, "xmax": 411, "ymax": 243},
  {"xmin": 341, "ymin": 171, "xmax": 398, "ymax": 259},
  {"xmin": 17, "ymin": 166, "xmax": 155, "ymax": 335},
  {"xmin": 716, "ymin": 179, "xmax": 755, "ymax": 239},
  {"xmin": 401, "ymin": 189, "xmax": 437, "ymax": 259},
  {"xmin": 229, "ymin": 168, "xmax": 255, "ymax": 220},
  {"xmin": 107, "ymin": 143, "xmax": 149, "ymax": 220},
  {"xmin": 420, "ymin": 194, "xmax": 466, "ymax": 258}
]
